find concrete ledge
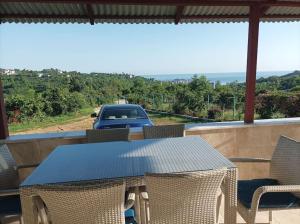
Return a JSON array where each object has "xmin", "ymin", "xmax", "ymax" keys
[
  {"xmin": 4, "ymin": 128, "xmax": 144, "ymax": 144},
  {"xmin": 4, "ymin": 117, "xmax": 300, "ymax": 143},
  {"xmin": 186, "ymin": 117, "xmax": 300, "ymax": 131},
  {"xmin": 4, "ymin": 130, "xmax": 87, "ymax": 143}
]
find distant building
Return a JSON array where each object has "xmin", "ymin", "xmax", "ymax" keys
[
  {"xmin": 2, "ymin": 69, "xmax": 16, "ymax": 76},
  {"xmin": 210, "ymin": 81, "xmax": 216, "ymax": 89},
  {"xmin": 172, "ymin": 79, "xmax": 191, "ymax": 84}
]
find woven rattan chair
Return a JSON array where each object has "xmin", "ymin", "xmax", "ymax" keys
[
  {"xmin": 35, "ymin": 180, "xmax": 135, "ymax": 224},
  {"xmin": 0, "ymin": 143, "xmax": 20, "ymax": 224},
  {"xmin": 140, "ymin": 169, "xmax": 226, "ymax": 224},
  {"xmin": 230, "ymin": 136, "xmax": 300, "ymax": 224},
  {"xmin": 86, "ymin": 128, "xmax": 130, "ymax": 143},
  {"xmin": 143, "ymin": 124, "xmax": 185, "ymax": 139},
  {"xmin": 0, "ymin": 143, "xmax": 38, "ymax": 224}
]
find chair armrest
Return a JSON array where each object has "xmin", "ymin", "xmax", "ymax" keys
[
  {"xmin": 229, "ymin": 157, "xmax": 271, "ymax": 163},
  {"xmin": 0, "ymin": 188, "xmax": 19, "ymax": 197},
  {"xmin": 124, "ymin": 191, "xmax": 136, "ymax": 210},
  {"xmin": 255, "ymin": 185, "xmax": 300, "ymax": 194},
  {"xmin": 15, "ymin": 163, "xmax": 40, "ymax": 170},
  {"xmin": 250, "ymin": 185, "xmax": 300, "ymax": 211}
]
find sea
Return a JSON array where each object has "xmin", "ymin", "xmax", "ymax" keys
[{"xmin": 141, "ymin": 71, "xmax": 291, "ymax": 84}]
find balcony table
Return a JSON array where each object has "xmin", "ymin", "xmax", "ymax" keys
[{"xmin": 20, "ymin": 136, "xmax": 237, "ymax": 224}]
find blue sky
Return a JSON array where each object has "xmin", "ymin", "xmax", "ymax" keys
[{"xmin": 0, "ymin": 22, "xmax": 299, "ymax": 75}]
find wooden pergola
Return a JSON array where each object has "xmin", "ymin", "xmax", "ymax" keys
[{"xmin": 1, "ymin": 0, "xmax": 300, "ymax": 139}]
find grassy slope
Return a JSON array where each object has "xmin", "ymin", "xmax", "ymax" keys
[
  {"xmin": 9, "ymin": 107, "xmax": 94, "ymax": 133},
  {"xmin": 9, "ymin": 108, "xmax": 270, "ymax": 134},
  {"xmin": 148, "ymin": 113, "xmax": 196, "ymax": 125},
  {"xmin": 9, "ymin": 109, "xmax": 194, "ymax": 133}
]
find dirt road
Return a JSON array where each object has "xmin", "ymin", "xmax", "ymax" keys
[
  {"xmin": 12, "ymin": 102, "xmax": 181, "ymax": 135},
  {"xmin": 14, "ymin": 116, "xmax": 95, "ymax": 135}
]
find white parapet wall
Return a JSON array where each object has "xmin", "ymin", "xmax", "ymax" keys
[{"xmin": 4, "ymin": 117, "xmax": 300, "ymax": 181}]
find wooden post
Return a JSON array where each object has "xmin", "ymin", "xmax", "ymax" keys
[
  {"xmin": 0, "ymin": 80, "xmax": 9, "ymax": 139},
  {"xmin": 244, "ymin": 4, "xmax": 261, "ymax": 124}
]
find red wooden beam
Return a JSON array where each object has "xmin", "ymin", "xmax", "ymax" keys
[
  {"xmin": 185, "ymin": 14, "xmax": 300, "ymax": 19},
  {"xmin": 244, "ymin": 4, "xmax": 261, "ymax": 124},
  {"xmin": 0, "ymin": 80, "xmax": 9, "ymax": 140},
  {"xmin": 1, "ymin": 13, "xmax": 299, "ymax": 20},
  {"xmin": 175, "ymin": 6, "xmax": 185, "ymax": 24},
  {"xmin": 260, "ymin": 5, "xmax": 271, "ymax": 16},
  {"xmin": 86, "ymin": 4, "xmax": 95, "ymax": 25},
  {"xmin": 263, "ymin": 14, "xmax": 300, "ymax": 18},
  {"xmin": 1, "ymin": 0, "xmax": 300, "ymax": 7}
]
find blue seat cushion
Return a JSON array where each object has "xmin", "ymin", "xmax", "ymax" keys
[
  {"xmin": 0, "ymin": 195, "xmax": 21, "ymax": 215},
  {"xmin": 125, "ymin": 208, "xmax": 135, "ymax": 218},
  {"xmin": 238, "ymin": 178, "xmax": 300, "ymax": 209},
  {"xmin": 125, "ymin": 208, "xmax": 137, "ymax": 224}
]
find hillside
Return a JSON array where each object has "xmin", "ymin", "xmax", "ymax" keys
[
  {"xmin": 282, "ymin": 70, "xmax": 300, "ymax": 78},
  {"xmin": 1, "ymin": 69, "xmax": 300, "ymax": 134},
  {"xmin": 256, "ymin": 70, "xmax": 300, "ymax": 91}
]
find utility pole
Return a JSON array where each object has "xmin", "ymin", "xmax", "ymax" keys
[
  {"xmin": 229, "ymin": 95, "xmax": 237, "ymax": 120},
  {"xmin": 233, "ymin": 95, "xmax": 237, "ymax": 120},
  {"xmin": 207, "ymin": 94, "xmax": 210, "ymax": 109},
  {"xmin": 152, "ymin": 94, "xmax": 155, "ymax": 109}
]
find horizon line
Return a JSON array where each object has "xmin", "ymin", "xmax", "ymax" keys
[{"xmin": 0, "ymin": 67, "xmax": 297, "ymax": 76}]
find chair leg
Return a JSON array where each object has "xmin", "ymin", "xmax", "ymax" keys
[
  {"xmin": 134, "ymin": 187, "xmax": 141, "ymax": 224},
  {"xmin": 139, "ymin": 195, "xmax": 150, "ymax": 224},
  {"xmin": 140, "ymin": 197, "xmax": 147, "ymax": 224},
  {"xmin": 139, "ymin": 186, "xmax": 150, "ymax": 224},
  {"xmin": 33, "ymin": 196, "xmax": 49, "ymax": 224},
  {"xmin": 268, "ymin": 210, "xmax": 272, "ymax": 224},
  {"xmin": 216, "ymin": 192, "xmax": 222, "ymax": 223},
  {"xmin": 248, "ymin": 212, "xmax": 256, "ymax": 224},
  {"xmin": 146, "ymin": 201, "xmax": 150, "ymax": 224},
  {"xmin": 247, "ymin": 210, "xmax": 273, "ymax": 224}
]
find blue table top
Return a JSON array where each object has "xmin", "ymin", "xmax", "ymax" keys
[{"xmin": 21, "ymin": 136, "xmax": 235, "ymax": 187}]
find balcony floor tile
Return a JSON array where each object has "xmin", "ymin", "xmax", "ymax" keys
[{"xmin": 218, "ymin": 195, "xmax": 300, "ymax": 224}]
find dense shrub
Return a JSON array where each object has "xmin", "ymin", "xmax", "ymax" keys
[
  {"xmin": 256, "ymin": 92, "xmax": 300, "ymax": 119},
  {"xmin": 66, "ymin": 92, "xmax": 86, "ymax": 112},
  {"xmin": 255, "ymin": 93, "xmax": 277, "ymax": 119},
  {"xmin": 42, "ymin": 88, "xmax": 68, "ymax": 116},
  {"xmin": 279, "ymin": 94, "xmax": 300, "ymax": 117},
  {"xmin": 207, "ymin": 107, "xmax": 222, "ymax": 120},
  {"xmin": 5, "ymin": 94, "xmax": 44, "ymax": 122},
  {"xmin": 1, "ymin": 69, "xmax": 299, "ymax": 124}
]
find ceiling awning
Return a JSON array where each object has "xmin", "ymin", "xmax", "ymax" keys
[{"xmin": 1, "ymin": 0, "xmax": 300, "ymax": 25}]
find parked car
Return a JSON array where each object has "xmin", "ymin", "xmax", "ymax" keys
[{"xmin": 92, "ymin": 104, "xmax": 153, "ymax": 129}]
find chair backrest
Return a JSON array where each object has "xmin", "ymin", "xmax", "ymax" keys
[
  {"xmin": 86, "ymin": 128, "xmax": 129, "ymax": 143},
  {"xmin": 143, "ymin": 124, "xmax": 185, "ymax": 139},
  {"xmin": 36, "ymin": 180, "xmax": 126, "ymax": 224},
  {"xmin": 145, "ymin": 169, "xmax": 226, "ymax": 224},
  {"xmin": 270, "ymin": 135, "xmax": 300, "ymax": 197},
  {"xmin": 0, "ymin": 144, "xmax": 19, "ymax": 190}
]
